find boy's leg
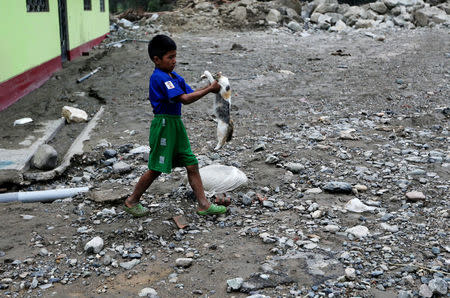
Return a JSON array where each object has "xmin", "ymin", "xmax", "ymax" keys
[
  {"xmin": 125, "ymin": 169, "xmax": 161, "ymax": 207},
  {"xmin": 185, "ymin": 164, "xmax": 210, "ymax": 211}
]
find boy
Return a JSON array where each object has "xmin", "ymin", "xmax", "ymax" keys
[{"xmin": 124, "ymin": 34, "xmax": 227, "ymax": 217}]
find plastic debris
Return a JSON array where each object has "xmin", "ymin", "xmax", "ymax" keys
[
  {"xmin": 13, "ymin": 118, "xmax": 33, "ymax": 126},
  {"xmin": 345, "ymin": 198, "xmax": 377, "ymax": 213},
  {"xmin": 196, "ymin": 164, "xmax": 248, "ymax": 196}
]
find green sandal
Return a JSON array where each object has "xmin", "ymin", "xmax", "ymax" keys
[
  {"xmin": 197, "ymin": 204, "xmax": 227, "ymax": 216},
  {"xmin": 123, "ymin": 203, "xmax": 149, "ymax": 217}
]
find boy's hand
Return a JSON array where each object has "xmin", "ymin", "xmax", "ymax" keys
[{"xmin": 209, "ymin": 81, "xmax": 221, "ymax": 93}]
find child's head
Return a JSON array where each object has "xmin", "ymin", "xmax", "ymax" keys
[{"xmin": 148, "ymin": 35, "xmax": 177, "ymax": 72}]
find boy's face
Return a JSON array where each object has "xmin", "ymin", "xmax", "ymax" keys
[{"xmin": 154, "ymin": 50, "xmax": 176, "ymax": 73}]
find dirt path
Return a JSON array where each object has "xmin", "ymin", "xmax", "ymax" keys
[{"xmin": 0, "ymin": 28, "xmax": 448, "ymax": 297}]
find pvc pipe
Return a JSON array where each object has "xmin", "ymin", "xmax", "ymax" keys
[
  {"xmin": 0, "ymin": 187, "xmax": 89, "ymax": 203},
  {"xmin": 77, "ymin": 67, "xmax": 101, "ymax": 83}
]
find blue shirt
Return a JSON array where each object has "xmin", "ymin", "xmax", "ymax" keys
[{"xmin": 149, "ymin": 68, "xmax": 194, "ymax": 115}]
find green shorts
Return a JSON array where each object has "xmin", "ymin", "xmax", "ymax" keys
[{"xmin": 148, "ymin": 114, "xmax": 198, "ymax": 173}]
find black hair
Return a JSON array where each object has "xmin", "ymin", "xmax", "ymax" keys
[{"xmin": 148, "ymin": 35, "xmax": 177, "ymax": 61}]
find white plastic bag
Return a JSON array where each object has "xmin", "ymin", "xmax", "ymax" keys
[{"xmin": 195, "ymin": 164, "xmax": 248, "ymax": 196}]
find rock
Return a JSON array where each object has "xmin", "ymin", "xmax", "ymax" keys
[
  {"xmin": 31, "ymin": 144, "xmax": 58, "ymax": 170},
  {"xmin": 175, "ymin": 258, "xmax": 193, "ymax": 267},
  {"xmin": 345, "ymin": 267, "xmax": 356, "ymax": 280},
  {"xmin": 405, "ymin": 191, "xmax": 425, "ymax": 201},
  {"xmin": 354, "ymin": 19, "xmax": 375, "ymax": 28},
  {"xmin": 266, "ymin": 9, "xmax": 282, "ymax": 24},
  {"xmin": 120, "ymin": 259, "xmax": 140, "ymax": 270},
  {"xmin": 397, "ymin": 290, "xmax": 412, "ymax": 298},
  {"xmin": 104, "ymin": 149, "xmax": 117, "ymax": 158},
  {"xmin": 265, "ymin": 155, "xmax": 279, "ymax": 164},
  {"xmin": 227, "ymin": 277, "xmax": 244, "ymax": 291},
  {"xmin": 428, "ymin": 278, "xmax": 447, "ymax": 295},
  {"xmin": 84, "ymin": 236, "xmax": 104, "ymax": 254},
  {"xmin": 314, "ymin": 0, "xmax": 339, "ymax": 14},
  {"xmin": 39, "ymin": 248, "xmax": 49, "ymax": 256},
  {"xmin": 305, "ymin": 188, "xmax": 322, "ymax": 194},
  {"xmin": 231, "ymin": 6, "xmax": 247, "ymax": 23},
  {"xmin": 318, "ymin": 14, "xmax": 332, "ymax": 29},
  {"xmin": 345, "ymin": 198, "xmax": 377, "ymax": 213},
  {"xmin": 383, "ymin": 0, "xmax": 399, "ymax": 8},
  {"xmin": 287, "ymin": 21, "xmax": 302, "ymax": 32},
  {"xmin": 285, "ymin": 162, "xmax": 305, "ymax": 173},
  {"xmin": 139, "ymin": 287, "xmax": 158, "ymax": 297},
  {"xmin": 113, "ymin": 161, "xmax": 132, "ymax": 173},
  {"xmin": 62, "ymin": 106, "xmax": 88, "ymax": 123},
  {"xmin": 323, "ymin": 181, "xmax": 352, "ymax": 194},
  {"xmin": 354, "ymin": 184, "xmax": 368, "ymax": 192},
  {"xmin": 345, "ymin": 225, "xmax": 370, "ymax": 238},
  {"xmin": 324, "ymin": 224, "xmax": 340, "ymax": 232},
  {"xmin": 370, "ymin": 2, "xmax": 388, "ymax": 14},
  {"xmin": 414, "ymin": 7, "xmax": 448, "ymax": 26},
  {"xmin": 330, "ymin": 19, "xmax": 348, "ymax": 32},
  {"xmin": 380, "ymin": 223, "xmax": 399, "ymax": 233},
  {"xmin": 419, "ymin": 284, "xmax": 433, "ymax": 298}
]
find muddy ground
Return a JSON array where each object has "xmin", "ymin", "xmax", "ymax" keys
[{"xmin": 0, "ymin": 27, "xmax": 449, "ymax": 297}]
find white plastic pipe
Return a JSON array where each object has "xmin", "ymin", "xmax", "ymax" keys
[{"xmin": 0, "ymin": 187, "xmax": 89, "ymax": 203}]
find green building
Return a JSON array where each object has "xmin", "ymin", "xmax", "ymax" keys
[{"xmin": 0, "ymin": 0, "xmax": 110, "ymax": 110}]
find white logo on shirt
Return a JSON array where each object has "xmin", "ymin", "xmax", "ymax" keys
[{"xmin": 165, "ymin": 81, "xmax": 175, "ymax": 90}]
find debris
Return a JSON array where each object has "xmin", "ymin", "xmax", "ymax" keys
[
  {"xmin": 13, "ymin": 118, "xmax": 33, "ymax": 126},
  {"xmin": 76, "ymin": 67, "xmax": 101, "ymax": 83},
  {"xmin": 0, "ymin": 187, "xmax": 89, "ymax": 203},
  {"xmin": 62, "ymin": 106, "xmax": 88, "ymax": 123},
  {"xmin": 196, "ymin": 164, "xmax": 248, "ymax": 196},
  {"xmin": 173, "ymin": 215, "xmax": 189, "ymax": 229}
]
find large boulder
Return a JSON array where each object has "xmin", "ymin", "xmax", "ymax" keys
[
  {"xmin": 383, "ymin": 0, "xmax": 399, "ymax": 9},
  {"xmin": 31, "ymin": 144, "xmax": 58, "ymax": 170},
  {"xmin": 329, "ymin": 19, "xmax": 348, "ymax": 31},
  {"xmin": 230, "ymin": 6, "xmax": 247, "ymax": 23},
  {"xmin": 277, "ymin": 0, "xmax": 302, "ymax": 13},
  {"xmin": 370, "ymin": 1, "xmax": 388, "ymax": 14},
  {"xmin": 266, "ymin": 9, "xmax": 282, "ymax": 23},
  {"xmin": 344, "ymin": 6, "xmax": 367, "ymax": 26},
  {"xmin": 414, "ymin": 7, "xmax": 449, "ymax": 26},
  {"xmin": 313, "ymin": 0, "xmax": 339, "ymax": 14}
]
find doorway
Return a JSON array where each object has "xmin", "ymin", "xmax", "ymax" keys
[{"xmin": 57, "ymin": 0, "xmax": 69, "ymax": 62}]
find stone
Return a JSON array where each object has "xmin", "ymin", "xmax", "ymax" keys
[
  {"xmin": 370, "ymin": 2, "xmax": 388, "ymax": 14},
  {"xmin": 175, "ymin": 258, "xmax": 193, "ymax": 267},
  {"xmin": 345, "ymin": 267, "xmax": 356, "ymax": 280},
  {"xmin": 354, "ymin": 19, "xmax": 375, "ymax": 28},
  {"xmin": 31, "ymin": 144, "xmax": 58, "ymax": 170},
  {"xmin": 318, "ymin": 14, "xmax": 332, "ymax": 29},
  {"xmin": 405, "ymin": 191, "xmax": 425, "ymax": 201},
  {"xmin": 266, "ymin": 9, "xmax": 282, "ymax": 23},
  {"xmin": 428, "ymin": 278, "xmax": 447, "ymax": 295},
  {"xmin": 324, "ymin": 224, "xmax": 340, "ymax": 232},
  {"xmin": 265, "ymin": 155, "xmax": 279, "ymax": 164},
  {"xmin": 305, "ymin": 188, "xmax": 322, "ymax": 194},
  {"xmin": 139, "ymin": 287, "xmax": 158, "ymax": 297},
  {"xmin": 231, "ymin": 6, "xmax": 247, "ymax": 23},
  {"xmin": 120, "ymin": 259, "xmax": 140, "ymax": 270},
  {"xmin": 314, "ymin": 0, "xmax": 339, "ymax": 14},
  {"xmin": 383, "ymin": 0, "xmax": 399, "ymax": 8},
  {"xmin": 84, "ymin": 236, "xmax": 104, "ymax": 254},
  {"xmin": 39, "ymin": 248, "xmax": 49, "ymax": 256},
  {"xmin": 62, "ymin": 106, "xmax": 88, "ymax": 123},
  {"xmin": 113, "ymin": 161, "xmax": 132, "ymax": 173},
  {"xmin": 285, "ymin": 162, "xmax": 305, "ymax": 173},
  {"xmin": 287, "ymin": 21, "xmax": 302, "ymax": 32},
  {"xmin": 104, "ymin": 149, "xmax": 117, "ymax": 158},
  {"xmin": 419, "ymin": 284, "xmax": 433, "ymax": 298},
  {"xmin": 227, "ymin": 277, "xmax": 244, "ymax": 291},
  {"xmin": 414, "ymin": 7, "xmax": 448, "ymax": 26},
  {"xmin": 345, "ymin": 225, "xmax": 370, "ymax": 238},
  {"xmin": 323, "ymin": 181, "xmax": 352, "ymax": 194},
  {"xmin": 329, "ymin": 19, "xmax": 347, "ymax": 32},
  {"xmin": 380, "ymin": 223, "xmax": 399, "ymax": 233}
]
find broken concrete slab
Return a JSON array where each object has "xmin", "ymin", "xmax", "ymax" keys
[
  {"xmin": 24, "ymin": 106, "xmax": 105, "ymax": 182},
  {"xmin": 0, "ymin": 118, "xmax": 65, "ymax": 184}
]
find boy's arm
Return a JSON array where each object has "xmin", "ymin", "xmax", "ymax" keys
[{"xmin": 172, "ymin": 81, "xmax": 220, "ymax": 105}]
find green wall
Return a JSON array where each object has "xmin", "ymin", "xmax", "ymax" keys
[
  {"xmin": 0, "ymin": 1, "xmax": 61, "ymax": 83},
  {"xmin": 67, "ymin": 0, "xmax": 110, "ymax": 50}
]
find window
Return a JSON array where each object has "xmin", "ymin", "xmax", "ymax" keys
[
  {"xmin": 84, "ymin": 0, "xmax": 92, "ymax": 10},
  {"xmin": 26, "ymin": 0, "xmax": 49, "ymax": 12},
  {"xmin": 100, "ymin": 0, "xmax": 105, "ymax": 12}
]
